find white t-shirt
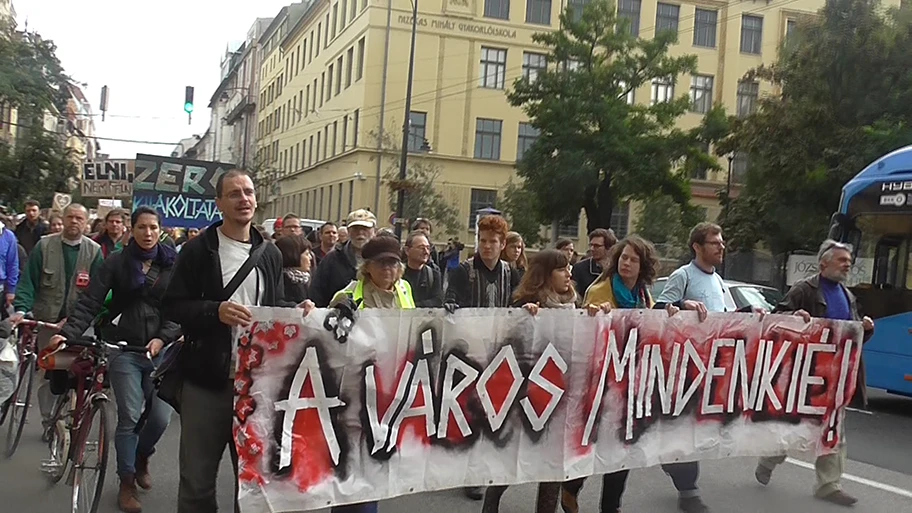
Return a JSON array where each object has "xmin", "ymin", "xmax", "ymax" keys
[{"xmin": 218, "ymin": 228, "xmax": 262, "ymax": 376}]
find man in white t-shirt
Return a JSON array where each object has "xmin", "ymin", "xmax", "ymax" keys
[{"xmin": 164, "ymin": 169, "xmax": 298, "ymax": 513}]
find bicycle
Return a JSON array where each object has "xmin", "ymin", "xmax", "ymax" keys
[
  {"xmin": 0, "ymin": 316, "xmax": 60, "ymax": 458},
  {"xmin": 39, "ymin": 336, "xmax": 149, "ymax": 513}
]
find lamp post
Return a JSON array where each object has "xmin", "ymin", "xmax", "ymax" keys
[
  {"xmin": 723, "ymin": 152, "xmax": 735, "ymax": 278},
  {"xmin": 395, "ymin": 0, "xmax": 420, "ymax": 241}
]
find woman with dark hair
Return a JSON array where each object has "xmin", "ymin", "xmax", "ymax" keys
[
  {"xmin": 482, "ymin": 249, "xmax": 608, "ymax": 513},
  {"xmin": 276, "ymin": 235, "xmax": 313, "ymax": 303},
  {"xmin": 555, "ymin": 238, "xmax": 574, "ymax": 263},
  {"xmin": 560, "ymin": 234, "xmax": 678, "ymax": 513},
  {"xmin": 47, "ymin": 206, "xmax": 180, "ymax": 513}
]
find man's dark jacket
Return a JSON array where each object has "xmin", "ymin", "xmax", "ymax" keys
[
  {"xmin": 309, "ymin": 241, "xmax": 358, "ymax": 307},
  {"xmin": 60, "ymin": 248, "xmax": 181, "ymax": 348},
  {"xmin": 15, "ymin": 219, "xmax": 47, "ymax": 254},
  {"xmin": 775, "ymin": 274, "xmax": 873, "ymax": 408},
  {"xmin": 163, "ymin": 221, "xmax": 291, "ymax": 390}
]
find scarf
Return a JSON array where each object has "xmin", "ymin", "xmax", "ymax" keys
[
  {"xmin": 127, "ymin": 239, "xmax": 176, "ymax": 290},
  {"xmin": 540, "ymin": 287, "xmax": 579, "ymax": 308},
  {"xmin": 612, "ymin": 273, "xmax": 645, "ymax": 308},
  {"xmin": 284, "ymin": 268, "xmax": 311, "ymax": 285}
]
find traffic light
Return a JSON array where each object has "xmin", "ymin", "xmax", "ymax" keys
[{"xmin": 184, "ymin": 86, "xmax": 194, "ymax": 114}]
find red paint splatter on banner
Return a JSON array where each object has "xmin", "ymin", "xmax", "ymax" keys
[
  {"xmin": 289, "ymin": 369, "xmax": 335, "ymax": 492},
  {"xmin": 397, "ymin": 384, "xmax": 432, "ymax": 446},
  {"xmin": 443, "ymin": 373, "xmax": 476, "ymax": 444},
  {"xmin": 526, "ymin": 357, "xmax": 565, "ymax": 417},
  {"xmin": 485, "ymin": 356, "xmax": 517, "ymax": 414},
  {"xmin": 236, "ymin": 424, "xmax": 265, "ymax": 485},
  {"xmin": 238, "ymin": 344, "xmax": 265, "ymax": 373},
  {"xmin": 234, "ymin": 372, "xmax": 253, "ymax": 397},
  {"xmin": 235, "ymin": 395, "xmax": 257, "ymax": 423}
]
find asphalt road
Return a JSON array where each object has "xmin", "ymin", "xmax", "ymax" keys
[{"xmin": 1, "ymin": 390, "xmax": 910, "ymax": 513}]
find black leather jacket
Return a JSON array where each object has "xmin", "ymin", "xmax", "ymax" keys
[{"xmin": 60, "ymin": 248, "xmax": 181, "ymax": 347}]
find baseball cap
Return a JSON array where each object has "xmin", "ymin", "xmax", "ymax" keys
[{"xmin": 346, "ymin": 209, "xmax": 377, "ymax": 228}]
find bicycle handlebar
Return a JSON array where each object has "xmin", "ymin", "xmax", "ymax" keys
[
  {"xmin": 62, "ymin": 337, "xmax": 150, "ymax": 356},
  {"xmin": 17, "ymin": 319, "xmax": 59, "ymax": 330}
]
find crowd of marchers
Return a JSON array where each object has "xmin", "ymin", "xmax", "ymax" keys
[{"xmin": 0, "ymin": 171, "xmax": 873, "ymax": 513}]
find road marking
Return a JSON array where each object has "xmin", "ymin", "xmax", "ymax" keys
[
  {"xmin": 845, "ymin": 407, "xmax": 872, "ymax": 415},
  {"xmin": 786, "ymin": 458, "xmax": 912, "ymax": 498}
]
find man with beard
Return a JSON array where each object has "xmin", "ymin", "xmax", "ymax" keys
[
  {"xmin": 571, "ymin": 228, "xmax": 616, "ymax": 297},
  {"xmin": 309, "ymin": 210, "xmax": 376, "ymax": 306},
  {"xmin": 754, "ymin": 239, "xmax": 873, "ymax": 507}
]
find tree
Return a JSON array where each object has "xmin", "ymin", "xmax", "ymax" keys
[
  {"xmin": 635, "ymin": 194, "xmax": 706, "ymax": 246},
  {"xmin": 0, "ymin": 30, "xmax": 71, "ymax": 122},
  {"xmin": 507, "ymin": 0, "xmax": 715, "ymax": 234},
  {"xmin": 720, "ymin": 0, "xmax": 912, "ymax": 254},
  {"xmin": 500, "ymin": 180, "xmax": 545, "ymax": 247},
  {"xmin": 373, "ymin": 128, "xmax": 462, "ymax": 234},
  {"xmin": 0, "ymin": 129, "xmax": 79, "ymax": 208}
]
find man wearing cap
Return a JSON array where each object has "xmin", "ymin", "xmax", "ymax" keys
[{"xmin": 309, "ymin": 209, "xmax": 377, "ymax": 307}]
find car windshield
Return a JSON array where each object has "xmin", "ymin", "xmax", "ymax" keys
[{"xmin": 731, "ymin": 286, "xmax": 782, "ymax": 311}]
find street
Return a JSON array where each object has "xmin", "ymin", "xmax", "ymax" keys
[{"xmin": 0, "ymin": 389, "xmax": 909, "ymax": 513}]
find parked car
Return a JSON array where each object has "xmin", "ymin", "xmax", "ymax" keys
[{"xmin": 650, "ymin": 277, "xmax": 784, "ymax": 312}]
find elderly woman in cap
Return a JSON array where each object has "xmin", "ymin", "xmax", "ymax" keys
[{"xmin": 300, "ymin": 234, "xmax": 415, "ymax": 513}]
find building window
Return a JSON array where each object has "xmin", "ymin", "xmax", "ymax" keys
[
  {"xmin": 611, "ymin": 202, "xmax": 630, "ymax": 238},
  {"xmin": 731, "ymin": 152, "xmax": 750, "ymax": 183},
  {"xmin": 351, "ymin": 0, "xmax": 357, "ymax": 21},
  {"xmin": 517, "ymin": 122, "xmax": 540, "ymax": 161},
  {"xmin": 558, "ymin": 221, "xmax": 579, "ymax": 238},
  {"xmin": 333, "ymin": 121, "xmax": 338, "ymax": 156},
  {"xmin": 327, "ymin": 65, "xmax": 334, "ymax": 99},
  {"xmin": 470, "ymin": 189, "xmax": 498, "ymax": 227},
  {"xmin": 316, "ymin": 132, "xmax": 322, "ymax": 161},
  {"xmin": 313, "ymin": 78, "xmax": 318, "ymax": 108},
  {"xmin": 618, "ymin": 80, "xmax": 635, "ymax": 104},
  {"xmin": 320, "ymin": 73, "xmax": 325, "ymax": 106},
  {"xmin": 526, "ymin": 0, "xmax": 551, "ymax": 25},
  {"xmin": 346, "ymin": 47, "xmax": 354, "ymax": 88},
  {"xmin": 474, "ymin": 118, "xmax": 503, "ymax": 160},
  {"xmin": 480, "ymin": 47, "xmax": 507, "ymax": 89},
  {"xmin": 306, "ymin": 84, "xmax": 311, "ymax": 112},
  {"xmin": 651, "ymin": 76, "xmax": 674, "ymax": 104},
  {"xmin": 484, "ymin": 0, "xmax": 510, "ymax": 20},
  {"xmin": 617, "ymin": 0, "xmax": 641, "ymax": 37},
  {"xmin": 741, "ymin": 15, "xmax": 763, "ymax": 54},
  {"xmin": 690, "ymin": 74, "xmax": 713, "ymax": 114},
  {"xmin": 691, "ymin": 141, "xmax": 710, "ymax": 180},
  {"xmin": 341, "ymin": 0, "xmax": 347, "ymax": 30},
  {"xmin": 408, "ymin": 111, "xmax": 428, "ymax": 152},
  {"xmin": 316, "ymin": 24, "xmax": 322, "ymax": 56},
  {"xmin": 356, "ymin": 38, "xmax": 365, "ymax": 81},
  {"xmin": 309, "ymin": 136, "xmax": 314, "ymax": 166},
  {"xmin": 353, "ymin": 109, "xmax": 360, "ymax": 147},
  {"xmin": 324, "ymin": 126, "xmax": 330, "ymax": 157},
  {"xmin": 693, "ymin": 8, "xmax": 717, "ymax": 48},
  {"xmin": 568, "ymin": 0, "xmax": 589, "ymax": 23},
  {"xmin": 736, "ymin": 80, "xmax": 759, "ymax": 117},
  {"xmin": 343, "ymin": 117, "xmax": 349, "ymax": 151},
  {"xmin": 786, "ymin": 19, "xmax": 797, "ymax": 39},
  {"xmin": 325, "ymin": 14, "xmax": 331, "ymax": 47},
  {"xmin": 332, "ymin": 4, "xmax": 338, "ymax": 39},
  {"xmin": 335, "ymin": 56, "xmax": 343, "ymax": 95},
  {"xmin": 522, "ymin": 52, "xmax": 547, "ymax": 82},
  {"xmin": 655, "ymin": 3, "xmax": 679, "ymax": 36}
]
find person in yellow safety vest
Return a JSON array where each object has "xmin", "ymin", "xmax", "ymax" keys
[{"xmin": 300, "ymin": 234, "xmax": 412, "ymax": 513}]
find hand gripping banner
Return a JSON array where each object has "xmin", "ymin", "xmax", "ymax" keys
[{"xmin": 232, "ymin": 307, "xmax": 863, "ymax": 513}]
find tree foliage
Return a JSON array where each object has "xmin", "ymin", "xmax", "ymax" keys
[
  {"xmin": 500, "ymin": 179, "xmax": 545, "ymax": 247},
  {"xmin": 507, "ymin": 0, "xmax": 718, "ymax": 233},
  {"xmin": 373, "ymin": 128, "xmax": 463, "ymax": 235},
  {"xmin": 720, "ymin": 0, "xmax": 912, "ymax": 254},
  {"xmin": 0, "ymin": 129, "xmax": 79, "ymax": 208},
  {"xmin": 635, "ymin": 193, "xmax": 706, "ymax": 246},
  {"xmin": 0, "ymin": 30, "xmax": 71, "ymax": 121}
]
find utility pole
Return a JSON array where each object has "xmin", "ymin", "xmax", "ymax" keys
[
  {"xmin": 99, "ymin": 86, "xmax": 109, "ymax": 122},
  {"xmin": 394, "ymin": 0, "xmax": 419, "ymax": 241}
]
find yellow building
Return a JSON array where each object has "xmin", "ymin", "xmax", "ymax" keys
[{"xmin": 256, "ymin": 0, "xmax": 834, "ymax": 247}]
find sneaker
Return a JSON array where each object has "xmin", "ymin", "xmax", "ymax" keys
[
  {"xmin": 755, "ymin": 464, "xmax": 772, "ymax": 486},
  {"xmin": 463, "ymin": 486, "xmax": 484, "ymax": 501},
  {"xmin": 678, "ymin": 496, "xmax": 710, "ymax": 513},
  {"xmin": 817, "ymin": 490, "xmax": 857, "ymax": 507}
]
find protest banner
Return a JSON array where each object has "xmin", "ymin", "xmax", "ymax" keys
[
  {"xmin": 233, "ymin": 307, "xmax": 863, "ymax": 513},
  {"xmin": 81, "ymin": 160, "xmax": 134, "ymax": 198},
  {"xmin": 132, "ymin": 154, "xmax": 234, "ymax": 228}
]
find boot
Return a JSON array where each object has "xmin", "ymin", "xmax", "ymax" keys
[
  {"xmin": 118, "ymin": 474, "xmax": 142, "ymax": 513},
  {"xmin": 134, "ymin": 453, "xmax": 152, "ymax": 490}
]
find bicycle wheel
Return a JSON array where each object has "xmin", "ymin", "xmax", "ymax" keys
[
  {"xmin": 4, "ymin": 353, "xmax": 36, "ymax": 458},
  {"xmin": 42, "ymin": 392, "xmax": 73, "ymax": 484},
  {"xmin": 71, "ymin": 399, "xmax": 109, "ymax": 513}
]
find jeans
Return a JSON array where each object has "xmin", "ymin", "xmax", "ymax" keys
[
  {"xmin": 178, "ymin": 379, "xmax": 238, "ymax": 513},
  {"xmin": 563, "ymin": 470, "xmax": 630, "ymax": 511},
  {"xmin": 661, "ymin": 462, "xmax": 700, "ymax": 498},
  {"xmin": 331, "ymin": 503, "xmax": 379, "ymax": 513},
  {"xmin": 482, "ymin": 482, "xmax": 560, "ymax": 513},
  {"xmin": 109, "ymin": 351, "xmax": 173, "ymax": 477}
]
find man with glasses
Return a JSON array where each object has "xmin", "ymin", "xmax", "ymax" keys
[
  {"xmin": 281, "ymin": 213, "xmax": 303, "ymax": 239},
  {"xmin": 753, "ymin": 239, "xmax": 874, "ymax": 507},
  {"xmin": 571, "ymin": 228, "xmax": 617, "ymax": 297}
]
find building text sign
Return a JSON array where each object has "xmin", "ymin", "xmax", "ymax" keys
[{"xmin": 234, "ymin": 308, "xmax": 863, "ymax": 513}]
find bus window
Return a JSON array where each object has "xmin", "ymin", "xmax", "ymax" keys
[
  {"xmin": 850, "ymin": 214, "xmax": 912, "ymax": 288},
  {"xmin": 872, "ymin": 237, "xmax": 903, "ymax": 289}
]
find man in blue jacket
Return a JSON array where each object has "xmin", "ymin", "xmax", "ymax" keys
[{"xmin": 0, "ymin": 223, "xmax": 20, "ymax": 308}]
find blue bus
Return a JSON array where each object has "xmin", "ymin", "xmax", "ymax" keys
[{"xmin": 829, "ymin": 146, "xmax": 912, "ymax": 397}]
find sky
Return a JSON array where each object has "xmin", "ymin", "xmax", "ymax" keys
[{"xmin": 14, "ymin": 0, "xmax": 294, "ymax": 158}]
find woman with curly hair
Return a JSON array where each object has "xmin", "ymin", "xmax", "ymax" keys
[
  {"xmin": 561, "ymin": 234, "xmax": 679, "ymax": 513},
  {"xmin": 482, "ymin": 249, "xmax": 609, "ymax": 513}
]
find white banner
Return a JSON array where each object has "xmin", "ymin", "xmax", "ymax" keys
[{"xmin": 233, "ymin": 307, "xmax": 863, "ymax": 513}]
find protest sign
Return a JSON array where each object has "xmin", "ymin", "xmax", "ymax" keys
[
  {"xmin": 132, "ymin": 154, "xmax": 234, "ymax": 228},
  {"xmin": 81, "ymin": 160, "xmax": 134, "ymax": 198},
  {"xmin": 233, "ymin": 308, "xmax": 863, "ymax": 513}
]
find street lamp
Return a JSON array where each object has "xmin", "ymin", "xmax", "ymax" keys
[
  {"xmin": 722, "ymin": 152, "xmax": 735, "ymax": 278},
  {"xmin": 395, "ymin": 0, "xmax": 420, "ymax": 241}
]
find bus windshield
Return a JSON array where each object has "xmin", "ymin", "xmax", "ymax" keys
[{"xmin": 846, "ymin": 214, "xmax": 912, "ymax": 290}]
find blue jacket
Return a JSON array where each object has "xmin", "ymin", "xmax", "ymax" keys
[{"xmin": 0, "ymin": 228, "xmax": 20, "ymax": 294}]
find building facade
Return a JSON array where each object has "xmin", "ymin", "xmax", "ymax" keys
[{"xmin": 256, "ymin": 0, "xmax": 834, "ymax": 246}]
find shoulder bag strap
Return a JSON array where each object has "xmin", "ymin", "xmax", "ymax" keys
[{"xmin": 221, "ymin": 243, "xmax": 268, "ymax": 301}]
